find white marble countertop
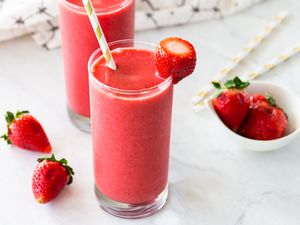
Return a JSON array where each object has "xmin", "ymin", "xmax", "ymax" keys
[{"xmin": 1, "ymin": 0, "xmax": 300, "ymax": 224}]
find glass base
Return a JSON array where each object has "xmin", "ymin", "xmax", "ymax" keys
[
  {"xmin": 95, "ymin": 185, "xmax": 168, "ymax": 219},
  {"xmin": 67, "ymin": 107, "xmax": 90, "ymax": 133}
]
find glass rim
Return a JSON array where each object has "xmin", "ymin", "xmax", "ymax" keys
[
  {"xmin": 58, "ymin": 0, "xmax": 134, "ymax": 14},
  {"xmin": 88, "ymin": 39, "xmax": 173, "ymax": 95}
]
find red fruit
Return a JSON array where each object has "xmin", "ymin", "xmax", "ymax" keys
[
  {"xmin": 239, "ymin": 94, "xmax": 288, "ymax": 140},
  {"xmin": 155, "ymin": 37, "xmax": 197, "ymax": 84},
  {"xmin": 32, "ymin": 154, "xmax": 74, "ymax": 204},
  {"xmin": 1, "ymin": 111, "xmax": 52, "ymax": 153},
  {"xmin": 249, "ymin": 94, "xmax": 270, "ymax": 106},
  {"xmin": 212, "ymin": 77, "xmax": 250, "ymax": 132}
]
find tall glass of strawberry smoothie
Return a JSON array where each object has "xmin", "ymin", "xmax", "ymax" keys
[
  {"xmin": 58, "ymin": 0, "xmax": 135, "ymax": 132},
  {"xmin": 88, "ymin": 40, "xmax": 173, "ymax": 218}
]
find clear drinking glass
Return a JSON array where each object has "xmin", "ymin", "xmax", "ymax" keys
[
  {"xmin": 58, "ymin": 0, "xmax": 135, "ymax": 132},
  {"xmin": 88, "ymin": 40, "xmax": 173, "ymax": 218}
]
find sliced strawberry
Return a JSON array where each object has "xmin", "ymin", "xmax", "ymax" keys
[
  {"xmin": 32, "ymin": 154, "xmax": 74, "ymax": 203},
  {"xmin": 212, "ymin": 77, "xmax": 250, "ymax": 132},
  {"xmin": 1, "ymin": 111, "xmax": 52, "ymax": 153},
  {"xmin": 155, "ymin": 37, "xmax": 197, "ymax": 84},
  {"xmin": 239, "ymin": 94, "xmax": 288, "ymax": 140}
]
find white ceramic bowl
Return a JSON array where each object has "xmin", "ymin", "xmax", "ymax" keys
[{"xmin": 206, "ymin": 81, "xmax": 300, "ymax": 151}]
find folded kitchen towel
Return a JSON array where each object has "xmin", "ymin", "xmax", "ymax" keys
[{"xmin": 0, "ymin": 0, "xmax": 264, "ymax": 49}]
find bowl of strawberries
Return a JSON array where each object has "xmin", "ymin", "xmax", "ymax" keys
[{"xmin": 206, "ymin": 77, "xmax": 300, "ymax": 151}]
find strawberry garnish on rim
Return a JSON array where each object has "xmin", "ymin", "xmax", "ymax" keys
[
  {"xmin": 155, "ymin": 37, "xmax": 197, "ymax": 84},
  {"xmin": 1, "ymin": 110, "xmax": 52, "ymax": 153}
]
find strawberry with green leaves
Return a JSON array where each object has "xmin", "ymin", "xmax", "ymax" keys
[
  {"xmin": 212, "ymin": 77, "xmax": 250, "ymax": 132},
  {"xmin": 1, "ymin": 111, "xmax": 52, "ymax": 153},
  {"xmin": 32, "ymin": 154, "xmax": 74, "ymax": 204},
  {"xmin": 239, "ymin": 94, "xmax": 288, "ymax": 140}
]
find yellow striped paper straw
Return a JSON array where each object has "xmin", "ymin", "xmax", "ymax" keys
[
  {"xmin": 246, "ymin": 44, "xmax": 300, "ymax": 80},
  {"xmin": 191, "ymin": 11, "xmax": 289, "ymax": 106},
  {"xmin": 192, "ymin": 44, "xmax": 300, "ymax": 112},
  {"xmin": 82, "ymin": 0, "xmax": 116, "ymax": 70}
]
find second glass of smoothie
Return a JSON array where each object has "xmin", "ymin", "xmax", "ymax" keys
[
  {"xmin": 59, "ymin": 0, "xmax": 135, "ymax": 132},
  {"xmin": 89, "ymin": 40, "xmax": 174, "ymax": 218}
]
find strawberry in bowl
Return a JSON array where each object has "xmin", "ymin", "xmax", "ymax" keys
[
  {"xmin": 212, "ymin": 77, "xmax": 250, "ymax": 132},
  {"xmin": 206, "ymin": 78, "xmax": 300, "ymax": 151},
  {"xmin": 239, "ymin": 94, "xmax": 288, "ymax": 140}
]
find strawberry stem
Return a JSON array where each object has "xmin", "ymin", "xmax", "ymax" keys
[
  {"xmin": 212, "ymin": 81, "xmax": 222, "ymax": 89},
  {"xmin": 212, "ymin": 77, "xmax": 250, "ymax": 97},
  {"xmin": 212, "ymin": 77, "xmax": 250, "ymax": 91},
  {"xmin": 16, "ymin": 110, "xmax": 29, "ymax": 118},
  {"xmin": 5, "ymin": 111, "xmax": 15, "ymax": 125},
  {"xmin": 38, "ymin": 154, "xmax": 74, "ymax": 185},
  {"xmin": 1, "ymin": 110, "xmax": 30, "ymax": 145},
  {"xmin": 0, "ymin": 134, "xmax": 11, "ymax": 144},
  {"xmin": 266, "ymin": 93, "xmax": 277, "ymax": 107},
  {"xmin": 265, "ymin": 93, "xmax": 288, "ymax": 119},
  {"xmin": 224, "ymin": 77, "xmax": 250, "ymax": 89}
]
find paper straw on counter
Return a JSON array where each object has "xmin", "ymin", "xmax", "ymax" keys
[
  {"xmin": 82, "ymin": 0, "xmax": 116, "ymax": 70},
  {"xmin": 191, "ymin": 11, "xmax": 289, "ymax": 106},
  {"xmin": 192, "ymin": 43, "xmax": 300, "ymax": 112},
  {"xmin": 245, "ymin": 45, "xmax": 300, "ymax": 80}
]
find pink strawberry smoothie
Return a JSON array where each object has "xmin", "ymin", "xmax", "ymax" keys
[
  {"xmin": 59, "ymin": 0, "xmax": 135, "ymax": 117},
  {"xmin": 90, "ymin": 47, "xmax": 173, "ymax": 204}
]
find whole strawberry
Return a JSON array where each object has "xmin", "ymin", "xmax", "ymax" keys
[
  {"xmin": 1, "ymin": 111, "xmax": 51, "ymax": 153},
  {"xmin": 32, "ymin": 154, "xmax": 74, "ymax": 204},
  {"xmin": 155, "ymin": 37, "xmax": 197, "ymax": 84},
  {"xmin": 239, "ymin": 94, "xmax": 288, "ymax": 140},
  {"xmin": 212, "ymin": 77, "xmax": 250, "ymax": 132}
]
